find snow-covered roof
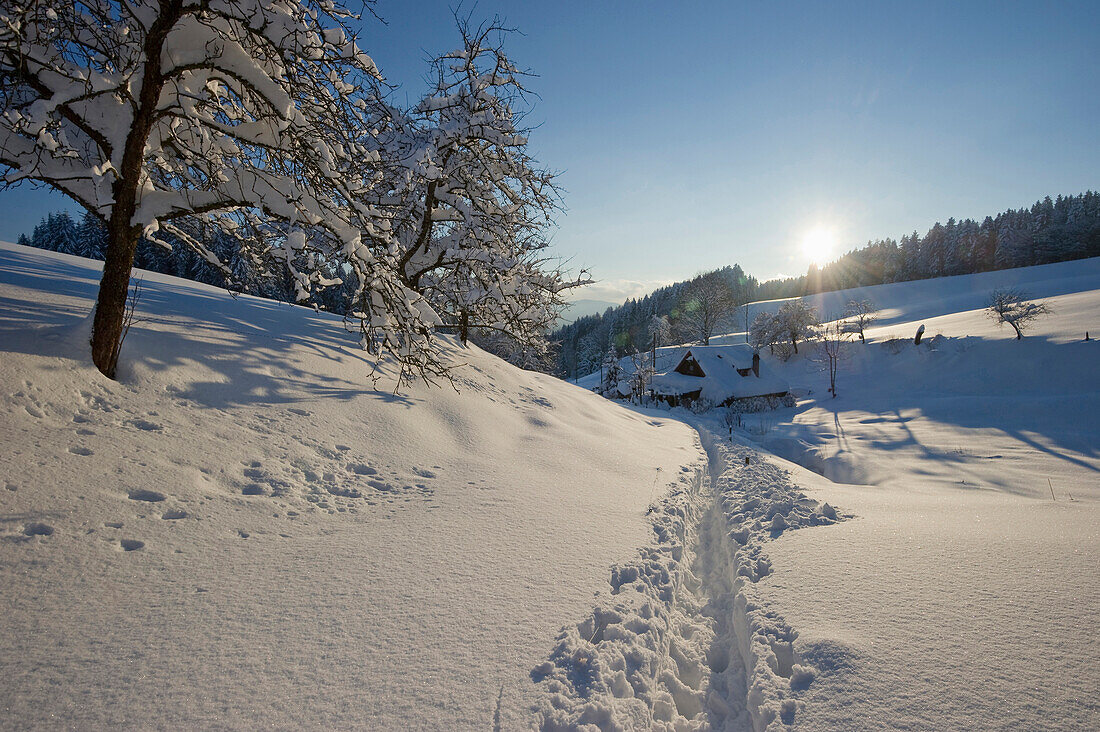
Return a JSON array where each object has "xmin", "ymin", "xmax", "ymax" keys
[
  {"xmin": 650, "ymin": 345, "xmax": 789, "ymax": 402},
  {"xmin": 675, "ymin": 344, "xmax": 757, "ymax": 372}
]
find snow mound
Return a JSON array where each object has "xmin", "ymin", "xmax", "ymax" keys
[{"xmin": 0, "ymin": 241, "xmax": 703, "ymax": 729}]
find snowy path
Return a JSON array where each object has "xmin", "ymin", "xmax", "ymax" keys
[{"xmin": 532, "ymin": 423, "xmax": 842, "ymax": 730}]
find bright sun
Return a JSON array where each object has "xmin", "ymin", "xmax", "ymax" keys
[{"xmin": 801, "ymin": 227, "xmax": 836, "ymax": 266}]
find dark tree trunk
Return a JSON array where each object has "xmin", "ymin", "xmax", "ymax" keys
[
  {"xmin": 459, "ymin": 309, "xmax": 470, "ymax": 344},
  {"xmin": 91, "ymin": 215, "xmax": 141, "ymax": 377},
  {"xmin": 88, "ymin": 3, "xmax": 177, "ymax": 378}
]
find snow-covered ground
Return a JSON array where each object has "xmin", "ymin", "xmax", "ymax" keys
[
  {"xmin": 736, "ymin": 261, "xmax": 1100, "ymax": 729},
  {"xmin": 0, "ymin": 242, "xmax": 705, "ymax": 729},
  {"xmin": 569, "ymin": 257, "xmax": 1100, "ymax": 730},
  {"xmin": 3, "ymin": 242, "xmax": 1099, "ymax": 730}
]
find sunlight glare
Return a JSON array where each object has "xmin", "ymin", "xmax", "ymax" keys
[{"xmin": 801, "ymin": 227, "xmax": 836, "ymax": 266}]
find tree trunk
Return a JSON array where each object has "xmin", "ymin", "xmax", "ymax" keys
[
  {"xmin": 91, "ymin": 215, "xmax": 140, "ymax": 377},
  {"xmin": 459, "ymin": 309, "xmax": 469, "ymax": 344},
  {"xmin": 87, "ymin": 3, "xmax": 176, "ymax": 378}
]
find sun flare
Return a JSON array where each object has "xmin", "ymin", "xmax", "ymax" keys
[{"xmin": 801, "ymin": 227, "xmax": 836, "ymax": 266}]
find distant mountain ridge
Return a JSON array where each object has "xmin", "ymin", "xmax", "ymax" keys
[{"xmin": 559, "ymin": 299, "xmax": 620, "ymax": 324}]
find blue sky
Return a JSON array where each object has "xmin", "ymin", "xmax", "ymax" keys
[{"xmin": 2, "ymin": 0, "xmax": 1097, "ymax": 303}]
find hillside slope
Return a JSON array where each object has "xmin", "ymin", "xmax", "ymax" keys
[
  {"xmin": 575, "ymin": 257, "xmax": 1100, "ymax": 730},
  {"xmin": 0, "ymin": 242, "xmax": 704, "ymax": 729},
  {"xmin": 719, "ymin": 264, "xmax": 1100, "ymax": 729}
]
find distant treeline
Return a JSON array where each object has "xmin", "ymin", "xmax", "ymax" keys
[
  {"xmin": 17, "ymin": 210, "xmax": 356, "ymax": 313},
  {"xmin": 553, "ymin": 192, "xmax": 1100, "ymax": 380}
]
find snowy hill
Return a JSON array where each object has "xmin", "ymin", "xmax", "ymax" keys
[
  {"xmin": 573, "ymin": 257, "xmax": 1100, "ymax": 730},
  {"xmin": 3, "ymin": 242, "xmax": 1098, "ymax": 730},
  {"xmin": 0, "ymin": 242, "xmax": 705, "ymax": 728}
]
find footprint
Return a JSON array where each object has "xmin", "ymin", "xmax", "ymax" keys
[
  {"xmin": 23, "ymin": 522, "xmax": 54, "ymax": 537},
  {"xmin": 104, "ymin": 521, "xmax": 123, "ymax": 529},
  {"xmin": 237, "ymin": 529, "xmax": 249, "ymax": 538},
  {"xmin": 413, "ymin": 468, "xmax": 437, "ymax": 479},
  {"xmin": 76, "ymin": 428, "xmax": 95, "ymax": 436},
  {"xmin": 349, "ymin": 463, "xmax": 378, "ymax": 476},
  {"xmin": 161, "ymin": 509, "xmax": 188, "ymax": 520},
  {"xmin": 288, "ymin": 408, "xmax": 311, "ymax": 417},
  {"xmin": 128, "ymin": 489, "xmax": 165, "ymax": 502},
  {"xmin": 241, "ymin": 485, "xmax": 266, "ymax": 496},
  {"xmin": 120, "ymin": 539, "xmax": 144, "ymax": 551},
  {"xmin": 124, "ymin": 419, "xmax": 162, "ymax": 431},
  {"xmin": 68, "ymin": 446, "xmax": 93, "ymax": 456}
]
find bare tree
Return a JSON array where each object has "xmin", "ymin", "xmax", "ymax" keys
[
  {"xmin": 843, "ymin": 299, "xmax": 877, "ymax": 343},
  {"xmin": 629, "ymin": 349, "xmax": 655, "ymax": 402},
  {"xmin": 810, "ymin": 319, "xmax": 851, "ymax": 397},
  {"xmin": 678, "ymin": 278, "xmax": 735, "ymax": 345},
  {"xmin": 986, "ymin": 288, "xmax": 1052, "ymax": 340}
]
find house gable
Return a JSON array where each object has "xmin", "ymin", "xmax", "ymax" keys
[{"xmin": 674, "ymin": 353, "xmax": 706, "ymax": 377}]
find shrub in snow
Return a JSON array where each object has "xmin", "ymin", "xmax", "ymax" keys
[
  {"xmin": 726, "ymin": 394, "xmax": 796, "ymax": 414},
  {"xmin": 882, "ymin": 337, "xmax": 907, "ymax": 355},
  {"xmin": 689, "ymin": 397, "xmax": 717, "ymax": 414}
]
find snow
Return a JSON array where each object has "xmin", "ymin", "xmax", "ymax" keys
[
  {"xmin": 727, "ymin": 259, "xmax": 1100, "ymax": 729},
  {"xmin": 0, "ymin": 242, "xmax": 702, "ymax": 728},
  {"xmin": 3, "ymin": 241, "xmax": 1099, "ymax": 730},
  {"xmin": 568, "ymin": 256, "xmax": 1100, "ymax": 730}
]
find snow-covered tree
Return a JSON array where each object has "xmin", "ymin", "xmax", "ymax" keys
[
  {"xmin": 986, "ymin": 288, "xmax": 1051, "ymax": 339},
  {"xmin": 647, "ymin": 314, "xmax": 672, "ymax": 349},
  {"xmin": 601, "ymin": 347, "xmax": 622, "ymax": 395},
  {"xmin": 773, "ymin": 300, "xmax": 819, "ymax": 354},
  {"xmin": 678, "ymin": 277, "xmax": 735, "ymax": 345},
  {"xmin": 843, "ymin": 299, "xmax": 877, "ymax": 343},
  {"xmin": 0, "ymin": 0, "xmax": 433, "ymax": 379},
  {"xmin": 628, "ymin": 348, "xmax": 654, "ymax": 401},
  {"xmin": 381, "ymin": 18, "xmax": 587, "ymax": 356},
  {"xmin": 748, "ymin": 311, "xmax": 780, "ymax": 354}
]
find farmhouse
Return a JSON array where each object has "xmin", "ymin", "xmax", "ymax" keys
[{"xmin": 650, "ymin": 344, "xmax": 790, "ymax": 408}]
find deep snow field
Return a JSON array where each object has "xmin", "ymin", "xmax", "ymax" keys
[
  {"xmin": 2, "ymin": 242, "xmax": 1099, "ymax": 731},
  {"xmin": 739, "ymin": 260, "xmax": 1100, "ymax": 729},
  {"xmin": 0, "ymin": 242, "xmax": 706, "ymax": 729}
]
